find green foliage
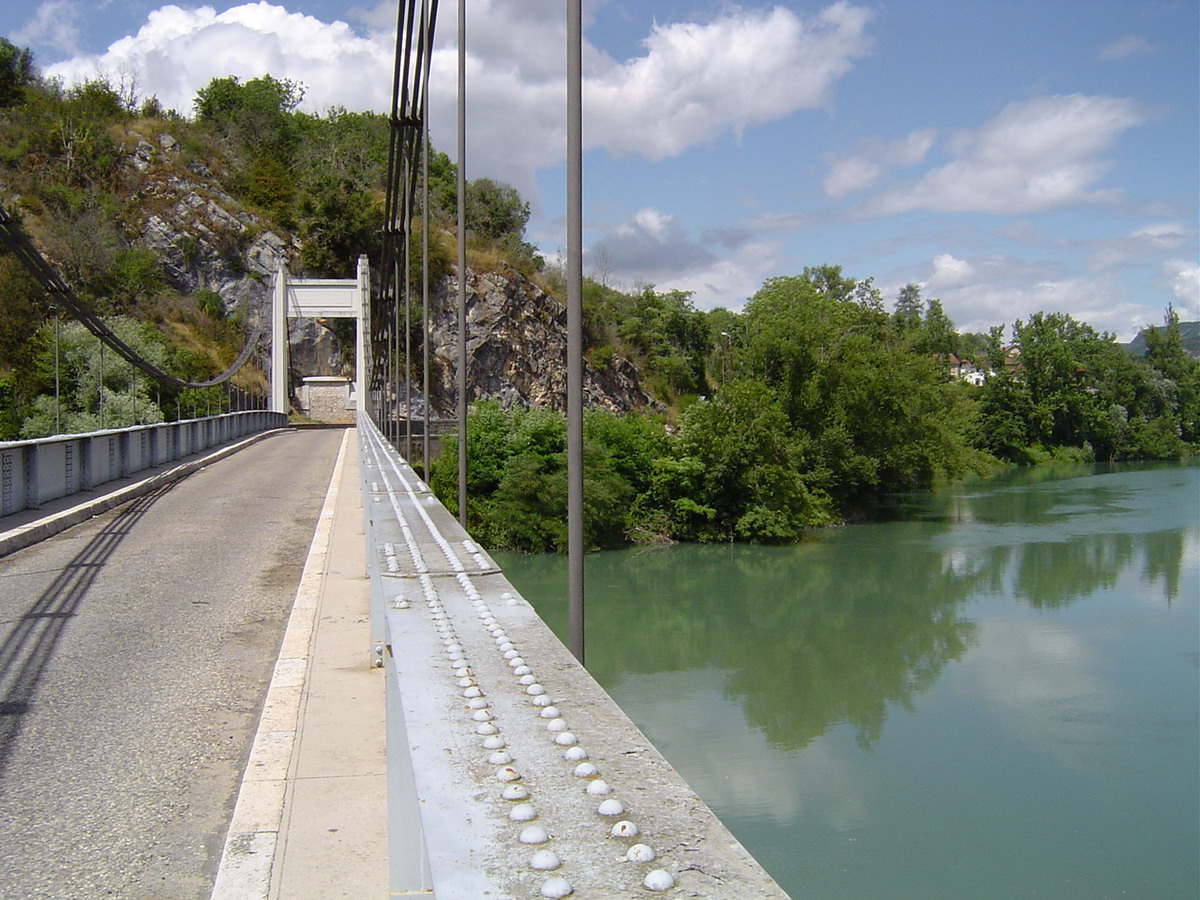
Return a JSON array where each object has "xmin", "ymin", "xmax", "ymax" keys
[
  {"xmin": 463, "ymin": 178, "xmax": 529, "ymax": 241},
  {"xmin": 739, "ymin": 273, "xmax": 975, "ymax": 505},
  {"xmin": 430, "ymin": 402, "xmax": 629, "ymax": 552},
  {"xmin": 109, "ymin": 248, "xmax": 165, "ymax": 307},
  {"xmin": 967, "ymin": 308, "xmax": 1199, "ymax": 462},
  {"xmin": 20, "ymin": 317, "xmax": 167, "ymax": 437},
  {"xmin": 581, "ymin": 281, "xmax": 710, "ymax": 403},
  {"xmin": 675, "ymin": 381, "xmax": 834, "ymax": 541},
  {"xmin": 296, "ymin": 179, "xmax": 381, "ymax": 276},
  {"xmin": 194, "ymin": 74, "xmax": 304, "ymax": 161},
  {"xmin": 0, "ymin": 39, "xmax": 35, "ymax": 108},
  {"xmin": 429, "ymin": 391, "xmax": 836, "ymax": 552},
  {"xmin": 194, "ymin": 289, "xmax": 226, "ymax": 321}
]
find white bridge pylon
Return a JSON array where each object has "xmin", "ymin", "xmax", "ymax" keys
[{"xmin": 270, "ymin": 254, "xmax": 369, "ymax": 415}]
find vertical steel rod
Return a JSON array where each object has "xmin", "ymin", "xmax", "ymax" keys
[
  {"xmin": 566, "ymin": 0, "xmax": 585, "ymax": 664},
  {"xmin": 99, "ymin": 337, "xmax": 106, "ymax": 429},
  {"xmin": 456, "ymin": 0, "xmax": 468, "ymax": 526},
  {"xmin": 53, "ymin": 314, "xmax": 60, "ymax": 434},
  {"xmin": 404, "ymin": 159, "xmax": 413, "ymax": 462},
  {"xmin": 421, "ymin": 0, "xmax": 432, "ymax": 472}
]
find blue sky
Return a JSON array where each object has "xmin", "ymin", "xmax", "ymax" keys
[{"xmin": 4, "ymin": 0, "xmax": 1197, "ymax": 339}]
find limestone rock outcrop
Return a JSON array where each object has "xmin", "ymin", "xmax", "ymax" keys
[{"xmin": 423, "ymin": 266, "xmax": 649, "ymax": 416}]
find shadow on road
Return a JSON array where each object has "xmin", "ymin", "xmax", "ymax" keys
[{"xmin": 0, "ymin": 485, "xmax": 172, "ymax": 784}]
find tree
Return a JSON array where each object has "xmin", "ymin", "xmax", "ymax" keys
[
  {"xmin": 194, "ymin": 74, "xmax": 304, "ymax": 161},
  {"xmin": 1141, "ymin": 307, "xmax": 1200, "ymax": 445},
  {"xmin": 893, "ymin": 282, "xmax": 924, "ymax": 332},
  {"xmin": 739, "ymin": 273, "xmax": 974, "ymax": 504},
  {"xmin": 675, "ymin": 380, "xmax": 832, "ymax": 541},
  {"xmin": 464, "ymin": 178, "xmax": 529, "ymax": 240},
  {"xmin": 0, "ymin": 38, "xmax": 34, "ymax": 108}
]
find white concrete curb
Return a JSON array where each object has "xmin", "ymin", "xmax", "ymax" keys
[{"xmin": 210, "ymin": 429, "xmax": 351, "ymax": 900}]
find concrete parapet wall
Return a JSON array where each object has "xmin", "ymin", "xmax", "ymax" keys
[
  {"xmin": 0, "ymin": 411, "xmax": 286, "ymax": 518},
  {"xmin": 359, "ymin": 415, "xmax": 790, "ymax": 899}
]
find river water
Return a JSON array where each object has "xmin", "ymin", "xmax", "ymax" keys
[{"xmin": 493, "ymin": 463, "xmax": 1199, "ymax": 899}]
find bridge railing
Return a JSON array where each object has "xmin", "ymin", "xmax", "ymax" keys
[
  {"xmin": 0, "ymin": 411, "xmax": 286, "ymax": 517},
  {"xmin": 356, "ymin": 414, "xmax": 790, "ymax": 898}
]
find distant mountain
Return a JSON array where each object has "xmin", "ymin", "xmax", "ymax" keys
[{"xmin": 1122, "ymin": 321, "xmax": 1200, "ymax": 359}]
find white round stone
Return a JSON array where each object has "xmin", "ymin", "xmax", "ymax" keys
[
  {"xmin": 501, "ymin": 784, "xmax": 529, "ymax": 801},
  {"xmin": 509, "ymin": 803, "xmax": 537, "ymax": 822},
  {"xmin": 597, "ymin": 799, "xmax": 624, "ymax": 816},
  {"xmin": 573, "ymin": 762, "xmax": 598, "ymax": 778},
  {"xmin": 547, "ymin": 719, "xmax": 568, "ymax": 733},
  {"xmin": 540, "ymin": 706, "xmax": 560, "ymax": 719},
  {"xmin": 553, "ymin": 731, "xmax": 577, "ymax": 746},
  {"xmin": 530, "ymin": 850, "xmax": 561, "ymax": 871},
  {"xmin": 496, "ymin": 766, "xmax": 521, "ymax": 782},
  {"xmin": 611, "ymin": 820, "xmax": 639, "ymax": 838},
  {"xmin": 563, "ymin": 746, "xmax": 588, "ymax": 761},
  {"xmin": 585, "ymin": 779, "xmax": 611, "ymax": 795},
  {"xmin": 642, "ymin": 870, "xmax": 675, "ymax": 891},
  {"xmin": 475, "ymin": 723, "xmax": 497, "ymax": 735},
  {"xmin": 539, "ymin": 876, "xmax": 572, "ymax": 898},
  {"xmin": 482, "ymin": 735, "xmax": 506, "ymax": 749},
  {"xmin": 488, "ymin": 750, "xmax": 513, "ymax": 765},
  {"xmin": 526, "ymin": 684, "xmax": 546, "ymax": 696},
  {"xmin": 626, "ymin": 843, "xmax": 656, "ymax": 863},
  {"xmin": 519, "ymin": 825, "xmax": 549, "ymax": 844}
]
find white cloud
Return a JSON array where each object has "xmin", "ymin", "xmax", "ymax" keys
[
  {"xmin": 1098, "ymin": 34, "xmax": 1158, "ymax": 61},
  {"xmin": 588, "ymin": 207, "xmax": 716, "ymax": 278},
  {"xmin": 1166, "ymin": 260, "xmax": 1200, "ymax": 318},
  {"xmin": 863, "ymin": 94, "xmax": 1146, "ymax": 216},
  {"xmin": 585, "ymin": 2, "xmax": 874, "ymax": 160},
  {"xmin": 586, "ymin": 207, "xmax": 782, "ymax": 309},
  {"xmin": 823, "ymin": 128, "xmax": 936, "ymax": 197},
  {"xmin": 44, "ymin": 1, "xmax": 874, "ymax": 212},
  {"xmin": 915, "ymin": 253, "xmax": 1153, "ymax": 338},
  {"xmin": 824, "ymin": 156, "xmax": 883, "ymax": 198},
  {"xmin": 928, "ymin": 252, "xmax": 973, "ymax": 288},
  {"xmin": 1085, "ymin": 221, "xmax": 1192, "ymax": 271},
  {"xmin": 13, "ymin": 0, "xmax": 83, "ymax": 55},
  {"xmin": 46, "ymin": 3, "xmax": 394, "ymax": 115}
]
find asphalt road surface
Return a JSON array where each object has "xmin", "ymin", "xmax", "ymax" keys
[{"xmin": 0, "ymin": 428, "xmax": 345, "ymax": 900}]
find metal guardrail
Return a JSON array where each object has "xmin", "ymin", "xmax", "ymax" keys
[
  {"xmin": 0, "ymin": 411, "xmax": 286, "ymax": 517},
  {"xmin": 357, "ymin": 414, "xmax": 791, "ymax": 899}
]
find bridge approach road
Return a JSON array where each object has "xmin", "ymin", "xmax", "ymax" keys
[{"xmin": 0, "ymin": 428, "xmax": 344, "ymax": 900}]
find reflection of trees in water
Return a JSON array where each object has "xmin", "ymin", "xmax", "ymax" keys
[
  {"xmin": 509, "ymin": 531, "xmax": 983, "ymax": 752},
  {"xmin": 1010, "ymin": 533, "xmax": 1133, "ymax": 608},
  {"xmin": 497, "ymin": 465, "xmax": 1195, "ymax": 753},
  {"xmin": 1007, "ymin": 528, "xmax": 1187, "ymax": 608}
]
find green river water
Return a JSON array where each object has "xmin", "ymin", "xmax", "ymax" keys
[{"xmin": 493, "ymin": 462, "xmax": 1199, "ymax": 899}]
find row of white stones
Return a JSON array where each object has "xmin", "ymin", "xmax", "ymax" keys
[{"xmin": 368, "ymin": 428, "xmax": 676, "ymax": 896}]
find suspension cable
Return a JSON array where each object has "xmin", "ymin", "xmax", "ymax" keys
[{"xmin": 0, "ymin": 201, "xmax": 263, "ymax": 390}]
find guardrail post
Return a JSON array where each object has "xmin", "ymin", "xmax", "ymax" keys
[
  {"xmin": 118, "ymin": 430, "xmax": 132, "ymax": 479},
  {"xmin": 1, "ymin": 448, "xmax": 18, "ymax": 515}
]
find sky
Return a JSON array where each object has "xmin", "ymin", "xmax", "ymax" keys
[{"xmin": 3, "ymin": 0, "xmax": 1197, "ymax": 340}]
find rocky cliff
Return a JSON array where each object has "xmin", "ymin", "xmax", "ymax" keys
[
  {"xmin": 119, "ymin": 132, "xmax": 647, "ymax": 414},
  {"xmin": 422, "ymin": 266, "xmax": 649, "ymax": 417}
]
